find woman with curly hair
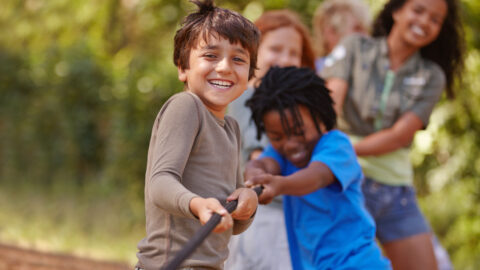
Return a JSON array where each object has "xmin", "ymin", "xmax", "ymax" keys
[{"xmin": 321, "ymin": 0, "xmax": 465, "ymax": 269}]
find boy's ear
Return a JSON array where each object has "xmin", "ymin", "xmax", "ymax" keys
[{"xmin": 178, "ymin": 66, "xmax": 187, "ymax": 82}]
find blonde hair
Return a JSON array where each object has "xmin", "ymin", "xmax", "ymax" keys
[{"xmin": 313, "ymin": 0, "xmax": 371, "ymax": 56}]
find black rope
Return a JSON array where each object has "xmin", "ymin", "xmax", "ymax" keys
[{"xmin": 161, "ymin": 186, "xmax": 264, "ymax": 270}]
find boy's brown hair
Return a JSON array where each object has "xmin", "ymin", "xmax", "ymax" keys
[{"xmin": 174, "ymin": 0, "xmax": 260, "ymax": 80}]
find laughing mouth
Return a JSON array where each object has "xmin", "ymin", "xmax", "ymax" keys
[
  {"xmin": 411, "ymin": 25, "xmax": 426, "ymax": 37},
  {"xmin": 209, "ymin": 79, "xmax": 233, "ymax": 89},
  {"xmin": 289, "ymin": 151, "xmax": 306, "ymax": 164}
]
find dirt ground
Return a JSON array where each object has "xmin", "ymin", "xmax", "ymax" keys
[{"xmin": 0, "ymin": 244, "xmax": 132, "ymax": 270}]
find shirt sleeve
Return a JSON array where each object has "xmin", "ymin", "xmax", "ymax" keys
[
  {"xmin": 408, "ymin": 63, "xmax": 446, "ymax": 127},
  {"xmin": 147, "ymin": 93, "xmax": 201, "ymax": 219},
  {"xmin": 320, "ymin": 34, "xmax": 359, "ymax": 81},
  {"xmin": 311, "ymin": 131, "xmax": 363, "ymax": 192},
  {"xmin": 260, "ymin": 144, "xmax": 287, "ymax": 171}
]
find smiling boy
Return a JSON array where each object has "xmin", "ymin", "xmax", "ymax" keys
[
  {"xmin": 245, "ymin": 66, "xmax": 391, "ymax": 269},
  {"xmin": 135, "ymin": 1, "xmax": 260, "ymax": 270}
]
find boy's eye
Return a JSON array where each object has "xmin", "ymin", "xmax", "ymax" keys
[
  {"xmin": 203, "ymin": 53, "xmax": 217, "ymax": 59},
  {"xmin": 269, "ymin": 136, "xmax": 282, "ymax": 142},
  {"xmin": 266, "ymin": 132, "xmax": 283, "ymax": 142},
  {"xmin": 233, "ymin": 56, "xmax": 247, "ymax": 63}
]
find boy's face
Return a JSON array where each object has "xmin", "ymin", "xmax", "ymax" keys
[
  {"xmin": 263, "ymin": 105, "xmax": 325, "ymax": 168},
  {"xmin": 178, "ymin": 36, "xmax": 250, "ymax": 118}
]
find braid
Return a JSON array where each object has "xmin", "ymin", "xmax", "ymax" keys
[{"xmin": 246, "ymin": 66, "xmax": 337, "ymax": 140}]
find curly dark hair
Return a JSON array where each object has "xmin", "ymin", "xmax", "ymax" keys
[
  {"xmin": 372, "ymin": 0, "xmax": 465, "ymax": 99},
  {"xmin": 174, "ymin": 0, "xmax": 260, "ymax": 79},
  {"xmin": 246, "ymin": 66, "xmax": 336, "ymax": 140}
]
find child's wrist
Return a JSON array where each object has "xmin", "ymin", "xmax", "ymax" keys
[
  {"xmin": 274, "ymin": 175, "xmax": 286, "ymax": 196},
  {"xmin": 189, "ymin": 196, "xmax": 203, "ymax": 219}
]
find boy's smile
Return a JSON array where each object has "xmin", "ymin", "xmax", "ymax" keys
[
  {"xmin": 178, "ymin": 36, "xmax": 250, "ymax": 119},
  {"xmin": 263, "ymin": 105, "xmax": 325, "ymax": 168}
]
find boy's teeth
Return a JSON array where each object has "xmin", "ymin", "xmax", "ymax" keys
[
  {"xmin": 210, "ymin": 80, "xmax": 232, "ymax": 88},
  {"xmin": 291, "ymin": 152, "xmax": 303, "ymax": 159}
]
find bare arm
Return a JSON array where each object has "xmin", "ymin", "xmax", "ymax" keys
[
  {"xmin": 245, "ymin": 161, "xmax": 335, "ymax": 204},
  {"xmin": 354, "ymin": 112, "xmax": 423, "ymax": 156},
  {"xmin": 326, "ymin": 77, "xmax": 423, "ymax": 156},
  {"xmin": 244, "ymin": 157, "xmax": 281, "ymax": 178}
]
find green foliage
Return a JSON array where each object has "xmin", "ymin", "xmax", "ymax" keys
[{"xmin": 0, "ymin": 0, "xmax": 479, "ymax": 268}]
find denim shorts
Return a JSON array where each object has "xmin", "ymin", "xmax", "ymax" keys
[{"xmin": 362, "ymin": 178, "xmax": 431, "ymax": 243}]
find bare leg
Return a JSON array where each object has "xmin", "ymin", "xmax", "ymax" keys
[{"xmin": 382, "ymin": 233, "xmax": 438, "ymax": 270}]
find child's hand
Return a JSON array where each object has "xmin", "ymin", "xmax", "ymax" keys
[
  {"xmin": 227, "ymin": 188, "xmax": 258, "ymax": 221},
  {"xmin": 245, "ymin": 173, "xmax": 282, "ymax": 204},
  {"xmin": 189, "ymin": 197, "xmax": 233, "ymax": 233}
]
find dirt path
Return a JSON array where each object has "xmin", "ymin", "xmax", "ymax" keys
[{"xmin": 0, "ymin": 244, "xmax": 131, "ymax": 270}]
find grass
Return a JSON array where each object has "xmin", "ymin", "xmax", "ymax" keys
[{"xmin": 0, "ymin": 179, "xmax": 146, "ymax": 266}]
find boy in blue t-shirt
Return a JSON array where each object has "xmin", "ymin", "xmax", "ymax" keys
[{"xmin": 244, "ymin": 66, "xmax": 391, "ymax": 269}]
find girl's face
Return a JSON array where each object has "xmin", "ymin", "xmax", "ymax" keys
[
  {"xmin": 263, "ymin": 105, "xmax": 325, "ymax": 168},
  {"xmin": 255, "ymin": 26, "xmax": 303, "ymax": 80},
  {"xmin": 391, "ymin": 0, "xmax": 447, "ymax": 49}
]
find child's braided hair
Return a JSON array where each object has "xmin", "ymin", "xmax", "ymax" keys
[{"xmin": 246, "ymin": 66, "xmax": 336, "ymax": 140}]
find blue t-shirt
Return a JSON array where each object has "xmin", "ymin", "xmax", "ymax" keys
[{"xmin": 262, "ymin": 130, "xmax": 391, "ymax": 270}]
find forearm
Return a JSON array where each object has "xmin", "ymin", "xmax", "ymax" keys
[
  {"xmin": 354, "ymin": 129, "xmax": 410, "ymax": 156},
  {"xmin": 148, "ymin": 172, "xmax": 198, "ymax": 219},
  {"xmin": 245, "ymin": 158, "xmax": 279, "ymax": 175},
  {"xmin": 355, "ymin": 112, "xmax": 423, "ymax": 156},
  {"xmin": 277, "ymin": 162, "xmax": 335, "ymax": 196}
]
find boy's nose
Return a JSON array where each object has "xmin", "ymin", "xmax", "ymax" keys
[
  {"xmin": 283, "ymin": 137, "xmax": 299, "ymax": 152},
  {"xmin": 216, "ymin": 58, "xmax": 233, "ymax": 74}
]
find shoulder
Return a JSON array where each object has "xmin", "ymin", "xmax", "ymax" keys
[
  {"xmin": 161, "ymin": 91, "xmax": 204, "ymax": 115},
  {"xmin": 313, "ymin": 130, "xmax": 357, "ymax": 161},
  {"xmin": 339, "ymin": 33, "xmax": 376, "ymax": 51},
  {"xmin": 167, "ymin": 91, "xmax": 202, "ymax": 108},
  {"xmin": 319, "ymin": 130, "xmax": 351, "ymax": 146},
  {"xmin": 225, "ymin": 115, "xmax": 240, "ymax": 131},
  {"xmin": 156, "ymin": 92, "xmax": 204, "ymax": 126}
]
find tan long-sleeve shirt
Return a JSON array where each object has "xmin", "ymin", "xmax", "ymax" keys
[{"xmin": 136, "ymin": 91, "xmax": 252, "ymax": 270}]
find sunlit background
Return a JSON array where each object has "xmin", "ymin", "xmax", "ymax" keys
[{"xmin": 0, "ymin": 0, "xmax": 479, "ymax": 268}]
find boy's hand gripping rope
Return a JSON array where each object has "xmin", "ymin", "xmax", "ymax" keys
[{"xmin": 161, "ymin": 185, "xmax": 264, "ymax": 270}]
